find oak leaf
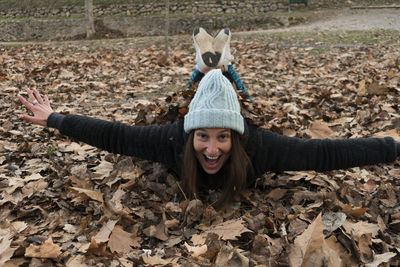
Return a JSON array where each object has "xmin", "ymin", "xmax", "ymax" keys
[
  {"xmin": 91, "ymin": 160, "xmax": 114, "ymax": 180},
  {"xmin": 289, "ymin": 213, "xmax": 343, "ymax": 267},
  {"xmin": 25, "ymin": 238, "xmax": 61, "ymax": 259},
  {"xmin": 108, "ymin": 225, "xmax": 140, "ymax": 254},
  {"xmin": 192, "ymin": 219, "xmax": 252, "ymax": 245}
]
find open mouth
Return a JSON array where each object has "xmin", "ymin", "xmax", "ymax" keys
[
  {"xmin": 205, "ymin": 155, "xmax": 219, "ymax": 160},
  {"xmin": 203, "ymin": 154, "xmax": 221, "ymax": 169}
]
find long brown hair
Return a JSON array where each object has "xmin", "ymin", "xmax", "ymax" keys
[{"xmin": 181, "ymin": 130, "xmax": 253, "ymax": 209}]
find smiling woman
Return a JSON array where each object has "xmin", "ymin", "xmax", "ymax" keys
[
  {"xmin": 193, "ymin": 128, "xmax": 232, "ymax": 174},
  {"xmin": 181, "ymin": 67, "xmax": 254, "ymax": 207},
  {"xmin": 183, "ymin": 128, "xmax": 252, "ymax": 208}
]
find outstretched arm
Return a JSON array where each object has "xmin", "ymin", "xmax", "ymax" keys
[
  {"xmin": 18, "ymin": 89, "xmax": 185, "ymax": 172},
  {"xmin": 46, "ymin": 113, "xmax": 184, "ymax": 171},
  {"xmin": 246, "ymin": 126, "xmax": 399, "ymax": 176}
]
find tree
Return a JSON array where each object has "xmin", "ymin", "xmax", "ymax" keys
[
  {"xmin": 164, "ymin": 0, "xmax": 169, "ymax": 57},
  {"xmin": 85, "ymin": 0, "xmax": 95, "ymax": 39}
]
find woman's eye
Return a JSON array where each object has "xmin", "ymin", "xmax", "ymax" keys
[
  {"xmin": 197, "ymin": 134, "xmax": 207, "ymax": 139},
  {"xmin": 219, "ymin": 135, "xmax": 229, "ymax": 140}
]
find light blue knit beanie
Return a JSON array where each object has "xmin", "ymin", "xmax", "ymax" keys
[{"xmin": 184, "ymin": 69, "xmax": 244, "ymax": 134}]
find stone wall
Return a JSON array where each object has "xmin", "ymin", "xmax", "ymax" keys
[
  {"xmin": 0, "ymin": 1, "xmax": 286, "ymax": 18},
  {"xmin": 0, "ymin": 0, "xmax": 338, "ymax": 19},
  {"xmin": 0, "ymin": 14, "xmax": 285, "ymax": 42},
  {"xmin": 0, "ymin": 0, "xmax": 297, "ymax": 42},
  {"xmin": 0, "ymin": 0, "xmax": 398, "ymax": 18}
]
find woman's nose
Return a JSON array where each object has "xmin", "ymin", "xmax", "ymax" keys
[{"xmin": 206, "ymin": 140, "xmax": 219, "ymax": 155}]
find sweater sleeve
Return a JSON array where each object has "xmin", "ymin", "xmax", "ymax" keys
[
  {"xmin": 47, "ymin": 112, "xmax": 185, "ymax": 172},
  {"xmin": 246, "ymin": 126, "xmax": 398, "ymax": 176},
  {"xmin": 397, "ymin": 142, "xmax": 400, "ymax": 157}
]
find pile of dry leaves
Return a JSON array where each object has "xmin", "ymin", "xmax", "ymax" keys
[{"xmin": 0, "ymin": 37, "xmax": 399, "ymax": 266}]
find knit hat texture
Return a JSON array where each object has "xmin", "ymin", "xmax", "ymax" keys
[{"xmin": 184, "ymin": 69, "xmax": 244, "ymax": 134}]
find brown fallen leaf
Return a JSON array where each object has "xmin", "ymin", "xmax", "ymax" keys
[
  {"xmin": 211, "ymin": 219, "xmax": 252, "ymax": 241},
  {"xmin": 202, "ymin": 205, "xmax": 222, "ymax": 227},
  {"xmin": 342, "ymin": 220, "xmax": 380, "ymax": 239},
  {"xmin": 215, "ymin": 244, "xmax": 249, "ymax": 267},
  {"xmin": 266, "ymin": 188, "xmax": 288, "ymax": 201},
  {"xmin": 185, "ymin": 199, "xmax": 204, "ymax": 225},
  {"xmin": 25, "ymin": 238, "xmax": 61, "ymax": 259},
  {"xmin": 289, "ymin": 213, "xmax": 343, "ymax": 267},
  {"xmin": 365, "ymin": 252, "xmax": 397, "ymax": 267},
  {"xmin": 360, "ymin": 179, "xmax": 378, "ymax": 193},
  {"xmin": 165, "ymin": 219, "xmax": 179, "ymax": 230},
  {"xmin": 0, "ymin": 232, "xmax": 18, "ymax": 265},
  {"xmin": 86, "ymin": 238, "xmax": 113, "ymax": 258},
  {"xmin": 142, "ymin": 254, "xmax": 176, "ymax": 266},
  {"xmin": 373, "ymin": 129, "xmax": 400, "ymax": 142},
  {"xmin": 91, "ymin": 160, "xmax": 114, "ymax": 180},
  {"xmin": 305, "ymin": 120, "xmax": 335, "ymax": 139},
  {"xmin": 358, "ymin": 233, "xmax": 373, "ymax": 263},
  {"xmin": 192, "ymin": 218, "xmax": 252, "ymax": 243},
  {"xmin": 108, "ymin": 225, "xmax": 140, "ymax": 254},
  {"xmin": 165, "ymin": 202, "xmax": 182, "ymax": 213},
  {"xmin": 143, "ymin": 221, "xmax": 168, "ymax": 241},
  {"xmin": 68, "ymin": 186, "xmax": 104, "ymax": 203},
  {"xmin": 65, "ymin": 255, "xmax": 90, "ymax": 267},
  {"xmin": 184, "ymin": 242, "xmax": 207, "ymax": 258},
  {"xmin": 0, "ymin": 191, "xmax": 18, "ymax": 205},
  {"xmin": 357, "ymin": 79, "xmax": 367, "ymax": 96},
  {"xmin": 93, "ymin": 219, "xmax": 118, "ymax": 243},
  {"xmin": 367, "ymin": 80, "xmax": 389, "ymax": 95},
  {"xmin": 2, "ymin": 258, "xmax": 28, "ymax": 267},
  {"xmin": 340, "ymin": 204, "xmax": 368, "ymax": 218},
  {"xmin": 21, "ymin": 180, "xmax": 48, "ymax": 197}
]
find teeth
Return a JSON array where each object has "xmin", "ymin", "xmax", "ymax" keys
[{"xmin": 205, "ymin": 155, "xmax": 219, "ymax": 160}]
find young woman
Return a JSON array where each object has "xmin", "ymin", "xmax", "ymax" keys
[{"xmin": 18, "ymin": 29, "xmax": 400, "ymax": 209}]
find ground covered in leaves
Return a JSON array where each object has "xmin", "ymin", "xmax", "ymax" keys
[{"xmin": 1, "ymin": 33, "xmax": 400, "ymax": 266}]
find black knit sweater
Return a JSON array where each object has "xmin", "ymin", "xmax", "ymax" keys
[{"xmin": 47, "ymin": 113, "xmax": 399, "ymax": 186}]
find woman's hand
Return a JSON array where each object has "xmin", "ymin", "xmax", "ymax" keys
[{"xmin": 18, "ymin": 89, "xmax": 54, "ymax": 126}]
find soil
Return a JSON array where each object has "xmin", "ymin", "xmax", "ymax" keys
[{"xmin": 281, "ymin": 7, "xmax": 400, "ymax": 31}]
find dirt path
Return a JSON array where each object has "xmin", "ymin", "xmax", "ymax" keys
[
  {"xmin": 235, "ymin": 7, "xmax": 400, "ymax": 36},
  {"xmin": 280, "ymin": 8, "xmax": 400, "ymax": 31}
]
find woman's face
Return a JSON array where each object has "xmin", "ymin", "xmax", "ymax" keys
[{"xmin": 193, "ymin": 128, "xmax": 232, "ymax": 175}]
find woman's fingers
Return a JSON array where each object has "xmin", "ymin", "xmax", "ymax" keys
[
  {"xmin": 33, "ymin": 88, "xmax": 44, "ymax": 104},
  {"xmin": 20, "ymin": 113, "xmax": 35, "ymax": 123},
  {"xmin": 17, "ymin": 94, "xmax": 34, "ymax": 111},
  {"xmin": 44, "ymin": 95, "xmax": 50, "ymax": 106},
  {"xmin": 17, "ymin": 96, "xmax": 37, "ymax": 123},
  {"xmin": 26, "ymin": 88, "xmax": 44, "ymax": 105},
  {"xmin": 26, "ymin": 89, "xmax": 36, "ymax": 103}
]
